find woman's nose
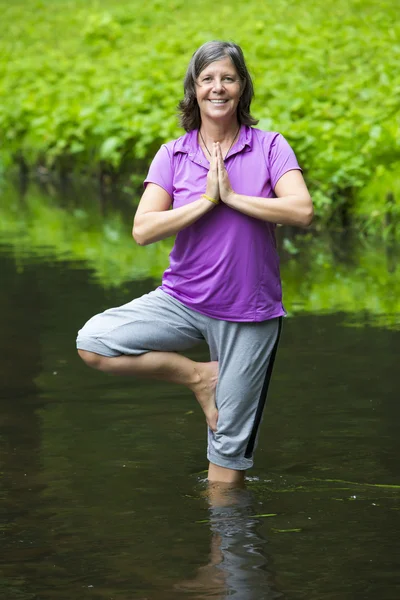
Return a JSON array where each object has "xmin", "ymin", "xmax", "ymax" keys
[{"xmin": 212, "ymin": 79, "xmax": 224, "ymax": 92}]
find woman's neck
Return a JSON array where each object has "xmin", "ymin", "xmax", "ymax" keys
[{"xmin": 199, "ymin": 118, "xmax": 240, "ymax": 144}]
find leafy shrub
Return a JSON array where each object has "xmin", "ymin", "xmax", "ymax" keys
[{"xmin": 0, "ymin": 0, "xmax": 399, "ymax": 230}]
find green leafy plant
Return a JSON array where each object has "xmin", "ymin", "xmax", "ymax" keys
[{"xmin": 0, "ymin": 0, "xmax": 399, "ymax": 231}]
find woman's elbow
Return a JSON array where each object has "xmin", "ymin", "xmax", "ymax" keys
[
  {"xmin": 302, "ymin": 206, "xmax": 314, "ymax": 227},
  {"xmin": 132, "ymin": 223, "xmax": 148, "ymax": 246},
  {"xmin": 299, "ymin": 198, "xmax": 314, "ymax": 228}
]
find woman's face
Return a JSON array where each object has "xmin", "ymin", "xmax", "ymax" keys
[{"xmin": 195, "ymin": 56, "xmax": 242, "ymax": 125}]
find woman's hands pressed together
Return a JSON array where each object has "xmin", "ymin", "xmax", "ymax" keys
[
  {"xmin": 205, "ymin": 142, "xmax": 220, "ymax": 203},
  {"xmin": 204, "ymin": 142, "xmax": 236, "ymax": 206},
  {"xmin": 215, "ymin": 142, "xmax": 235, "ymax": 204}
]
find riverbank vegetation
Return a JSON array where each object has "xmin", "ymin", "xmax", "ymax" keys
[{"xmin": 0, "ymin": 0, "xmax": 399, "ymax": 233}]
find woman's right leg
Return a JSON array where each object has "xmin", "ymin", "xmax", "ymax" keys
[
  {"xmin": 76, "ymin": 290, "xmax": 219, "ymax": 430},
  {"xmin": 78, "ymin": 348, "xmax": 219, "ymax": 431}
]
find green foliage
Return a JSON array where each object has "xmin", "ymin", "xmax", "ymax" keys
[
  {"xmin": 351, "ymin": 162, "xmax": 400, "ymax": 239},
  {"xmin": 0, "ymin": 0, "xmax": 399, "ymax": 228}
]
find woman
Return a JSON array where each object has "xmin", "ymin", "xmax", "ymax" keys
[{"xmin": 77, "ymin": 41, "xmax": 313, "ymax": 485}]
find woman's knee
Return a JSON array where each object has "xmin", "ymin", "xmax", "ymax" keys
[{"xmin": 77, "ymin": 349, "xmax": 107, "ymax": 370}]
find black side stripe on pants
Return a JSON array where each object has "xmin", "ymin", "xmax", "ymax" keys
[{"xmin": 244, "ymin": 316, "xmax": 283, "ymax": 459}]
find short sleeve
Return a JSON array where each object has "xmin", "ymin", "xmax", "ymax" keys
[
  {"xmin": 143, "ymin": 144, "xmax": 174, "ymax": 197},
  {"xmin": 268, "ymin": 133, "xmax": 302, "ymax": 191}
]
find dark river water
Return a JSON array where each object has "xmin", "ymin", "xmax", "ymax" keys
[{"xmin": 0, "ymin": 180, "xmax": 399, "ymax": 599}]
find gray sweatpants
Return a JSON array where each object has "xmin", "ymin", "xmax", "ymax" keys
[{"xmin": 76, "ymin": 289, "xmax": 282, "ymax": 470}]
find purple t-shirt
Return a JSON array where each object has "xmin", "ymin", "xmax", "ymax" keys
[{"xmin": 144, "ymin": 125, "xmax": 302, "ymax": 322}]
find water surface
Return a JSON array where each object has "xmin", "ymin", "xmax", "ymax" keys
[{"xmin": 0, "ymin": 181, "xmax": 399, "ymax": 599}]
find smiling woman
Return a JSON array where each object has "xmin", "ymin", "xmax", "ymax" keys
[{"xmin": 76, "ymin": 40, "xmax": 313, "ymax": 487}]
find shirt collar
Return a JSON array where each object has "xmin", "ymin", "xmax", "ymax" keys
[{"xmin": 173, "ymin": 125, "xmax": 253, "ymax": 166}]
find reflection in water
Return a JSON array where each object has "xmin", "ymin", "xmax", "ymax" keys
[
  {"xmin": 176, "ymin": 484, "xmax": 284, "ymax": 599},
  {"xmin": 1, "ymin": 179, "xmax": 399, "ymax": 325}
]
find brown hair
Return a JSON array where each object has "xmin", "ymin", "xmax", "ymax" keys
[{"xmin": 178, "ymin": 41, "xmax": 258, "ymax": 132}]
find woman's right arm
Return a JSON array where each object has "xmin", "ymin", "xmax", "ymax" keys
[
  {"xmin": 132, "ymin": 183, "xmax": 215, "ymax": 246},
  {"xmin": 133, "ymin": 144, "xmax": 220, "ymax": 246}
]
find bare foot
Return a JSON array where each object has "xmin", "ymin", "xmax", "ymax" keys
[{"xmin": 190, "ymin": 361, "xmax": 219, "ymax": 431}]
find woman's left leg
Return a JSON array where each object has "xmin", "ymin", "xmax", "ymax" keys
[{"xmin": 205, "ymin": 317, "xmax": 283, "ymax": 482}]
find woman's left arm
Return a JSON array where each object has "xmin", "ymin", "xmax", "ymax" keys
[{"xmin": 216, "ymin": 142, "xmax": 314, "ymax": 228}]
